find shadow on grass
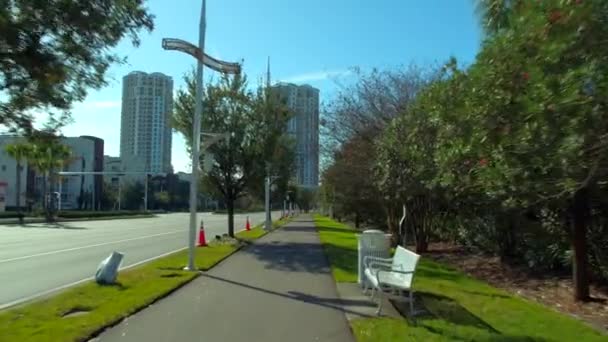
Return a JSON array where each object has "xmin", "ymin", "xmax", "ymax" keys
[
  {"xmin": 395, "ymin": 292, "xmax": 548, "ymax": 342},
  {"xmin": 98, "ymin": 281, "xmax": 130, "ymax": 291},
  {"xmin": 322, "ymin": 241, "xmax": 358, "ymax": 276},
  {"xmin": 160, "ymin": 272, "xmax": 186, "ymax": 278},
  {"xmin": 157, "ymin": 266, "xmax": 184, "ymax": 271},
  {"xmin": 416, "ymin": 291, "xmax": 500, "ymax": 333}
]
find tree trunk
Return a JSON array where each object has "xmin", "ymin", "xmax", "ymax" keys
[
  {"xmin": 415, "ymin": 217, "xmax": 429, "ymax": 253},
  {"xmin": 15, "ymin": 163, "xmax": 23, "ymax": 224},
  {"xmin": 498, "ymin": 210, "xmax": 518, "ymax": 263},
  {"xmin": 385, "ymin": 203, "xmax": 397, "ymax": 237},
  {"xmin": 227, "ymin": 197, "xmax": 235, "ymax": 237},
  {"xmin": 570, "ymin": 188, "xmax": 591, "ymax": 301},
  {"xmin": 412, "ymin": 196, "xmax": 429, "ymax": 253},
  {"xmin": 42, "ymin": 173, "xmax": 47, "ymax": 211},
  {"xmin": 46, "ymin": 170, "xmax": 56, "ymax": 223},
  {"xmin": 355, "ymin": 212, "xmax": 360, "ymax": 228},
  {"xmin": 416, "ymin": 239, "xmax": 429, "ymax": 254}
]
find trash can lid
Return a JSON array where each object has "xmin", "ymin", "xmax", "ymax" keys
[{"xmin": 362, "ymin": 229, "xmax": 384, "ymax": 234}]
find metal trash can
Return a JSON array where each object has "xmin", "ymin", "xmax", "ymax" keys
[{"xmin": 358, "ymin": 230, "xmax": 390, "ymax": 288}]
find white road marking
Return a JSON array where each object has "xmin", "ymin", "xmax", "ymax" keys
[
  {"xmin": 0, "ymin": 230, "xmax": 183, "ymax": 264},
  {"xmin": 0, "ymin": 246, "xmax": 189, "ymax": 310}
]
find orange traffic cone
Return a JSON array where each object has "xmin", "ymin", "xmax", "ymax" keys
[
  {"xmin": 198, "ymin": 220, "xmax": 207, "ymax": 247},
  {"xmin": 246, "ymin": 216, "xmax": 251, "ymax": 231}
]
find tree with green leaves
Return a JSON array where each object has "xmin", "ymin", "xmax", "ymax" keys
[
  {"xmin": 173, "ymin": 72, "xmax": 292, "ymax": 237},
  {"xmin": 247, "ymin": 79, "xmax": 295, "ymax": 206},
  {"xmin": 154, "ymin": 191, "xmax": 170, "ymax": 210},
  {"xmin": 322, "ymin": 65, "xmax": 437, "ymax": 235},
  {"xmin": 99, "ymin": 181, "xmax": 118, "ymax": 210},
  {"xmin": 430, "ymin": 0, "xmax": 608, "ymax": 301},
  {"xmin": 121, "ymin": 181, "xmax": 145, "ymax": 210},
  {"xmin": 0, "ymin": 0, "xmax": 154, "ymax": 133},
  {"xmin": 26, "ymin": 133, "xmax": 72, "ymax": 221},
  {"xmin": 4, "ymin": 141, "xmax": 31, "ymax": 224},
  {"xmin": 324, "ymin": 132, "xmax": 385, "ymax": 229}
]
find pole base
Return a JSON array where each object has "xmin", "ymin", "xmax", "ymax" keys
[{"xmin": 183, "ymin": 266, "xmax": 197, "ymax": 272}]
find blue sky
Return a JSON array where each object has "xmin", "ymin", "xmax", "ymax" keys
[{"xmin": 59, "ymin": 0, "xmax": 482, "ymax": 172}]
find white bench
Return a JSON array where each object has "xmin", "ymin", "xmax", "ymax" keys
[{"xmin": 363, "ymin": 245, "xmax": 421, "ymax": 315}]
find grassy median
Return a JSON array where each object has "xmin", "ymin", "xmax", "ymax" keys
[
  {"xmin": 235, "ymin": 217, "xmax": 292, "ymax": 242},
  {"xmin": 313, "ymin": 215, "xmax": 607, "ymax": 342},
  {"xmin": 0, "ymin": 244, "xmax": 237, "ymax": 342}
]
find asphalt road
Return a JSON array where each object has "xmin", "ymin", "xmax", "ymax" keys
[{"xmin": 0, "ymin": 211, "xmax": 279, "ymax": 308}]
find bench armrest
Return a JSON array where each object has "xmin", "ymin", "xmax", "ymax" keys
[
  {"xmin": 378, "ymin": 269, "xmax": 414, "ymax": 276},
  {"xmin": 368, "ymin": 261, "xmax": 392, "ymax": 272},
  {"xmin": 375, "ymin": 269, "xmax": 416, "ymax": 287},
  {"xmin": 363, "ymin": 256, "xmax": 392, "ymax": 269}
]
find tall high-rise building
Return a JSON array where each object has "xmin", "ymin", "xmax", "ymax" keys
[
  {"xmin": 120, "ymin": 71, "xmax": 173, "ymax": 174},
  {"xmin": 271, "ymin": 83, "xmax": 320, "ymax": 187}
]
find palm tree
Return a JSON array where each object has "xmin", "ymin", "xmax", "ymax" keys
[
  {"xmin": 5, "ymin": 142, "xmax": 32, "ymax": 224},
  {"xmin": 27, "ymin": 142, "xmax": 72, "ymax": 222}
]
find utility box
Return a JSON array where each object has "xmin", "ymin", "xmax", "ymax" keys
[
  {"xmin": 95, "ymin": 251, "xmax": 124, "ymax": 285},
  {"xmin": 358, "ymin": 230, "xmax": 390, "ymax": 288}
]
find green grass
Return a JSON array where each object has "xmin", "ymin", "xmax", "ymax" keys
[
  {"xmin": 235, "ymin": 217, "xmax": 293, "ymax": 241},
  {"xmin": 315, "ymin": 216, "xmax": 359, "ymax": 282},
  {"xmin": 313, "ymin": 215, "xmax": 607, "ymax": 342},
  {"xmin": 0, "ymin": 243, "xmax": 237, "ymax": 342},
  {"xmin": 236, "ymin": 226, "xmax": 267, "ymax": 241}
]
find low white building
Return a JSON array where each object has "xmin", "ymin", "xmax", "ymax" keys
[
  {"xmin": 58, "ymin": 136, "xmax": 104, "ymax": 210},
  {"xmin": 0, "ymin": 135, "xmax": 104, "ymax": 211}
]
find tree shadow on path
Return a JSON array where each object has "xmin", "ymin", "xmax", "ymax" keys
[{"xmin": 201, "ymin": 273, "xmax": 374, "ymax": 319}]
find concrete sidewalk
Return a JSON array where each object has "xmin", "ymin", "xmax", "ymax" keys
[{"xmin": 95, "ymin": 216, "xmax": 355, "ymax": 342}]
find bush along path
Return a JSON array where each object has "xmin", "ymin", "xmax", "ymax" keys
[
  {"xmin": 313, "ymin": 215, "xmax": 607, "ymax": 342},
  {"xmin": 0, "ymin": 217, "xmax": 291, "ymax": 342}
]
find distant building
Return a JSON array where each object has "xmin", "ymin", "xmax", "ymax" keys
[
  {"xmin": 58, "ymin": 136, "xmax": 104, "ymax": 210},
  {"xmin": 0, "ymin": 135, "xmax": 104, "ymax": 210},
  {"xmin": 103, "ymin": 155, "xmax": 123, "ymax": 188},
  {"xmin": 175, "ymin": 171, "xmax": 192, "ymax": 183},
  {"xmin": 271, "ymin": 83, "xmax": 320, "ymax": 187},
  {"xmin": 103, "ymin": 154, "xmax": 147, "ymax": 186},
  {"xmin": 120, "ymin": 71, "xmax": 173, "ymax": 174}
]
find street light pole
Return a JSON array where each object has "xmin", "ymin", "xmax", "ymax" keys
[
  {"xmin": 265, "ymin": 165, "xmax": 271, "ymax": 230},
  {"xmin": 144, "ymin": 173, "xmax": 149, "ymax": 212},
  {"xmin": 184, "ymin": 1, "xmax": 206, "ymax": 271},
  {"xmin": 162, "ymin": 0, "xmax": 241, "ymax": 271}
]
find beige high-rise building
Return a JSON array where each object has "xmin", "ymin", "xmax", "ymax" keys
[
  {"xmin": 120, "ymin": 71, "xmax": 173, "ymax": 174},
  {"xmin": 271, "ymin": 83, "xmax": 319, "ymax": 187}
]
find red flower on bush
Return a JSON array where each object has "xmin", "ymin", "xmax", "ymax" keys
[
  {"xmin": 522, "ymin": 72, "xmax": 530, "ymax": 81},
  {"xmin": 479, "ymin": 158, "xmax": 489, "ymax": 167},
  {"xmin": 549, "ymin": 10, "xmax": 563, "ymax": 23}
]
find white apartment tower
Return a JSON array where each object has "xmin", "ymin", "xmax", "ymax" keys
[
  {"xmin": 120, "ymin": 71, "xmax": 173, "ymax": 174},
  {"xmin": 272, "ymin": 83, "xmax": 320, "ymax": 187}
]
